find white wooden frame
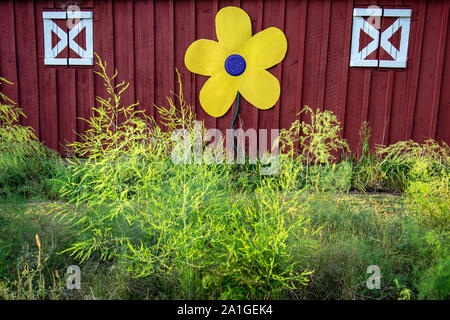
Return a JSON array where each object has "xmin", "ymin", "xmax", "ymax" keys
[
  {"xmin": 350, "ymin": 8, "xmax": 382, "ymax": 67},
  {"xmin": 43, "ymin": 11, "xmax": 93, "ymax": 66},
  {"xmin": 349, "ymin": 8, "xmax": 412, "ymax": 68},
  {"xmin": 379, "ymin": 9, "xmax": 412, "ymax": 68}
]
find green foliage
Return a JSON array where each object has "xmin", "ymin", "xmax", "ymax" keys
[
  {"xmin": 1, "ymin": 55, "xmax": 448, "ymax": 300},
  {"xmin": 51, "ymin": 55, "xmax": 317, "ymax": 299},
  {"xmin": 377, "ymin": 138, "xmax": 450, "ymax": 229},
  {"xmin": 296, "ymin": 193, "xmax": 449, "ymax": 300},
  {"xmin": 0, "ymin": 203, "xmax": 72, "ymax": 299},
  {"xmin": 405, "ymin": 167, "xmax": 449, "ymax": 230},
  {"xmin": 277, "ymin": 106, "xmax": 350, "ymax": 192},
  {"xmin": 68, "ymin": 53, "xmax": 154, "ymax": 159},
  {"xmin": 0, "ymin": 236, "xmax": 66, "ymax": 300},
  {"xmin": 417, "ymin": 254, "xmax": 450, "ymax": 299},
  {"xmin": 378, "ymin": 139, "xmax": 449, "ymax": 193},
  {"xmin": 0, "ymin": 77, "xmax": 62, "ymax": 199},
  {"xmin": 279, "ymin": 106, "xmax": 349, "ymax": 165},
  {"xmin": 351, "ymin": 122, "xmax": 386, "ymax": 192}
]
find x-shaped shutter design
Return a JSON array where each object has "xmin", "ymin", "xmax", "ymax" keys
[
  {"xmin": 350, "ymin": 8, "xmax": 412, "ymax": 68},
  {"xmin": 43, "ymin": 11, "xmax": 93, "ymax": 66}
]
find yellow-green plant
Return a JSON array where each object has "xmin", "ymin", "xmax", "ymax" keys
[
  {"xmin": 277, "ymin": 106, "xmax": 349, "ymax": 191},
  {"xmin": 375, "ymin": 138, "xmax": 449, "ymax": 228},
  {"xmin": 351, "ymin": 122, "xmax": 386, "ymax": 192},
  {"xmin": 279, "ymin": 106, "xmax": 348, "ymax": 165},
  {"xmin": 0, "ymin": 234, "xmax": 65, "ymax": 300},
  {"xmin": 53, "ymin": 55, "xmax": 318, "ymax": 299},
  {"xmin": 68, "ymin": 53, "xmax": 154, "ymax": 159},
  {"xmin": 0, "ymin": 77, "xmax": 60, "ymax": 198}
]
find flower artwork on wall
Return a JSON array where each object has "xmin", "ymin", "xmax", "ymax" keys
[{"xmin": 184, "ymin": 6, "xmax": 287, "ymax": 118}]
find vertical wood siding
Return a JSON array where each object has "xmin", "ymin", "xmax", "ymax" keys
[{"xmin": 0, "ymin": 0, "xmax": 449, "ymax": 154}]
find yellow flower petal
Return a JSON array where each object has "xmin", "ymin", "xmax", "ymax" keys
[
  {"xmin": 240, "ymin": 27, "xmax": 287, "ymax": 69},
  {"xmin": 216, "ymin": 6, "xmax": 252, "ymax": 52},
  {"xmin": 200, "ymin": 71, "xmax": 238, "ymax": 117},
  {"xmin": 238, "ymin": 67, "xmax": 280, "ymax": 110},
  {"xmin": 185, "ymin": 39, "xmax": 228, "ymax": 76}
]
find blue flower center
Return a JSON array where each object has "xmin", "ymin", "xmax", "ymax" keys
[{"xmin": 225, "ymin": 54, "xmax": 246, "ymax": 76}]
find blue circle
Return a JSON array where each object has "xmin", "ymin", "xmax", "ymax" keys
[{"xmin": 225, "ymin": 54, "xmax": 246, "ymax": 76}]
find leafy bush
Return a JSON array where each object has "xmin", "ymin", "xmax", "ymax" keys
[
  {"xmin": 405, "ymin": 166, "xmax": 449, "ymax": 230},
  {"xmin": 378, "ymin": 139, "xmax": 449, "ymax": 193},
  {"xmin": 3, "ymin": 53, "xmax": 448, "ymax": 300},
  {"xmin": 277, "ymin": 106, "xmax": 350, "ymax": 192},
  {"xmin": 377, "ymin": 138, "xmax": 449, "ymax": 229},
  {"xmin": 52, "ymin": 55, "xmax": 318, "ymax": 299},
  {"xmin": 0, "ymin": 77, "xmax": 62, "ymax": 199}
]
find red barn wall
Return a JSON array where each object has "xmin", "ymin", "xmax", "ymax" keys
[{"xmin": 0, "ymin": 0, "xmax": 449, "ymax": 155}]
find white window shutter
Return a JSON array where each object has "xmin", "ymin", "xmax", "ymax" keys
[
  {"xmin": 349, "ymin": 8, "xmax": 382, "ymax": 67},
  {"xmin": 349, "ymin": 8, "xmax": 411, "ymax": 68},
  {"xmin": 43, "ymin": 11, "xmax": 93, "ymax": 66},
  {"xmin": 68, "ymin": 11, "xmax": 93, "ymax": 66},
  {"xmin": 379, "ymin": 9, "xmax": 412, "ymax": 68},
  {"xmin": 43, "ymin": 12, "xmax": 68, "ymax": 65}
]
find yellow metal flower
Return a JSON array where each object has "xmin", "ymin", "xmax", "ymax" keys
[{"xmin": 184, "ymin": 6, "xmax": 287, "ymax": 118}]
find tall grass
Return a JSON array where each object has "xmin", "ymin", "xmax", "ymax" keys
[
  {"xmin": 1, "ymin": 55, "xmax": 448, "ymax": 299},
  {"xmin": 0, "ymin": 77, "xmax": 61, "ymax": 199},
  {"xmin": 50, "ymin": 55, "xmax": 319, "ymax": 299}
]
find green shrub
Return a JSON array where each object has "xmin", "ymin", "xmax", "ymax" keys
[
  {"xmin": 0, "ymin": 77, "xmax": 62, "ymax": 199},
  {"xmin": 417, "ymin": 254, "xmax": 450, "ymax": 299},
  {"xmin": 52, "ymin": 55, "xmax": 318, "ymax": 299},
  {"xmin": 351, "ymin": 122, "xmax": 388, "ymax": 192},
  {"xmin": 277, "ymin": 106, "xmax": 350, "ymax": 192}
]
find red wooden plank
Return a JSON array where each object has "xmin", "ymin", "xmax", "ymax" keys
[
  {"xmin": 174, "ymin": 0, "xmax": 195, "ymax": 120},
  {"xmin": 388, "ymin": 0, "xmax": 415, "ymax": 145},
  {"xmin": 317, "ymin": 0, "xmax": 331, "ymax": 111},
  {"xmin": 154, "ymin": 0, "xmax": 175, "ymax": 127},
  {"xmin": 435, "ymin": 3, "xmax": 450, "ymax": 145},
  {"xmin": 367, "ymin": 4, "xmax": 394, "ymax": 149},
  {"xmin": 344, "ymin": 70, "xmax": 369, "ymax": 155},
  {"xmin": 75, "ymin": 67, "xmax": 94, "ymax": 140},
  {"xmin": 324, "ymin": 0, "xmax": 349, "ymax": 120},
  {"xmin": 93, "ymin": 0, "xmax": 115, "ymax": 127},
  {"xmin": 279, "ymin": 0, "xmax": 303, "ymax": 131},
  {"xmin": 377, "ymin": 0, "xmax": 404, "ymax": 147},
  {"xmin": 344, "ymin": 1, "xmax": 378, "ymax": 155},
  {"xmin": 134, "ymin": 0, "xmax": 155, "ymax": 118},
  {"xmin": 294, "ymin": 0, "xmax": 307, "ymax": 130},
  {"xmin": 429, "ymin": 1, "xmax": 449, "ymax": 139},
  {"xmin": 47, "ymin": 1, "xmax": 76, "ymax": 153},
  {"xmin": 113, "ymin": 0, "xmax": 135, "ymax": 125},
  {"xmin": 412, "ymin": 1, "xmax": 442, "ymax": 143},
  {"xmin": 0, "ymin": 0, "xmax": 19, "ymax": 119},
  {"xmin": 56, "ymin": 67, "xmax": 77, "ymax": 154},
  {"xmin": 404, "ymin": 0, "xmax": 426, "ymax": 141},
  {"xmin": 337, "ymin": 0, "xmax": 354, "ymax": 136},
  {"xmin": 35, "ymin": 0, "xmax": 59, "ymax": 150},
  {"xmin": 14, "ymin": 1, "xmax": 40, "ymax": 136},
  {"xmin": 361, "ymin": 71, "xmax": 371, "ymax": 126},
  {"xmin": 302, "ymin": 0, "xmax": 327, "ymax": 127},
  {"xmin": 367, "ymin": 71, "xmax": 388, "ymax": 148},
  {"xmin": 381, "ymin": 71, "xmax": 394, "ymax": 146}
]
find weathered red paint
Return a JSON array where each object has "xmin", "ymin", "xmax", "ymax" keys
[{"xmin": 0, "ymin": 0, "xmax": 448, "ymax": 155}]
